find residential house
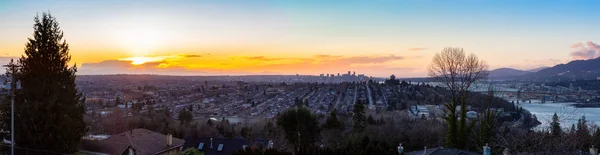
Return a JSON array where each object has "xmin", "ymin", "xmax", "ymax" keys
[
  {"xmin": 182, "ymin": 137, "xmax": 271, "ymax": 155},
  {"xmin": 79, "ymin": 128, "xmax": 184, "ymax": 155}
]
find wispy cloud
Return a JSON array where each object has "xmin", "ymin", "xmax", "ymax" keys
[
  {"xmin": 181, "ymin": 54, "xmax": 203, "ymax": 58},
  {"xmin": 407, "ymin": 47, "xmax": 427, "ymax": 52},
  {"xmin": 570, "ymin": 41, "xmax": 600, "ymax": 60},
  {"xmin": 314, "ymin": 55, "xmax": 343, "ymax": 59},
  {"xmin": 118, "ymin": 54, "xmax": 204, "ymax": 66},
  {"xmin": 245, "ymin": 56, "xmax": 284, "ymax": 61}
]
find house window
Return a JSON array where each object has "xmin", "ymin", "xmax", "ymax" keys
[
  {"xmin": 217, "ymin": 144, "xmax": 224, "ymax": 152},
  {"xmin": 198, "ymin": 143, "xmax": 204, "ymax": 150}
]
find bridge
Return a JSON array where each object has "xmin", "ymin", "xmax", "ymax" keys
[{"xmin": 489, "ymin": 90, "xmax": 591, "ymax": 103}]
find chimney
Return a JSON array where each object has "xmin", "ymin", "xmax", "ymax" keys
[
  {"xmin": 210, "ymin": 138, "xmax": 213, "ymax": 148},
  {"xmin": 166, "ymin": 133, "xmax": 172, "ymax": 147},
  {"xmin": 483, "ymin": 143, "xmax": 491, "ymax": 155},
  {"xmin": 503, "ymin": 148, "xmax": 510, "ymax": 155},
  {"xmin": 590, "ymin": 145, "xmax": 598, "ymax": 155}
]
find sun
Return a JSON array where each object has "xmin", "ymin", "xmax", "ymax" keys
[
  {"xmin": 120, "ymin": 56, "xmax": 164, "ymax": 65},
  {"xmin": 117, "ymin": 28, "xmax": 165, "ymax": 56}
]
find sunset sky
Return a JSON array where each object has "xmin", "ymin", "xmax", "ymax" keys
[{"xmin": 2, "ymin": 0, "xmax": 600, "ymax": 77}]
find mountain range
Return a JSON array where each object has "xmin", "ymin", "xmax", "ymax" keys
[
  {"xmin": 488, "ymin": 68, "xmax": 531, "ymax": 79},
  {"xmin": 488, "ymin": 57, "xmax": 600, "ymax": 81}
]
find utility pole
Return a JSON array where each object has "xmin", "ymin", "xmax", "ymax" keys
[{"xmin": 4, "ymin": 59, "xmax": 21, "ymax": 155}]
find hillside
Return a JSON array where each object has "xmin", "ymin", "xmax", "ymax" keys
[
  {"xmin": 520, "ymin": 57, "xmax": 600, "ymax": 81},
  {"xmin": 488, "ymin": 68, "xmax": 530, "ymax": 80}
]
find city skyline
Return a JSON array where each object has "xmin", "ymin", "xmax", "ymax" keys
[{"xmin": 2, "ymin": 0, "xmax": 600, "ymax": 77}]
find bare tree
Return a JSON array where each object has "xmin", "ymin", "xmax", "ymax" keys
[
  {"xmin": 104, "ymin": 108, "xmax": 128, "ymax": 134},
  {"xmin": 428, "ymin": 47, "xmax": 488, "ymax": 149}
]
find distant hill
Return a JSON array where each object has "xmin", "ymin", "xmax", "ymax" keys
[
  {"xmin": 526, "ymin": 67, "xmax": 550, "ymax": 72},
  {"xmin": 520, "ymin": 57, "xmax": 600, "ymax": 81},
  {"xmin": 488, "ymin": 68, "xmax": 530, "ymax": 80}
]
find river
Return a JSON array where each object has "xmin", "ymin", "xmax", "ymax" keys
[{"xmin": 519, "ymin": 101, "xmax": 600, "ymax": 129}]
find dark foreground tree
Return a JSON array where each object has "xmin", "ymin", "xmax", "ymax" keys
[
  {"xmin": 323, "ymin": 111, "xmax": 343, "ymax": 129},
  {"xmin": 428, "ymin": 47, "xmax": 488, "ymax": 149},
  {"xmin": 575, "ymin": 116, "xmax": 591, "ymax": 149},
  {"xmin": 9, "ymin": 12, "xmax": 86, "ymax": 153},
  {"xmin": 550, "ymin": 112, "xmax": 561, "ymax": 137},
  {"xmin": 276, "ymin": 107, "xmax": 320, "ymax": 151},
  {"xmin": 178, "ymin": 109, "xmax": 193, "ymax": 125},
  {"xmin": 352, "ymin": 100, "xmax": 367, "ymax": 132}
]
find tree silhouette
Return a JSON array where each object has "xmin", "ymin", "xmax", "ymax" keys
[
  {"xmin": 115, "ymin": 96, "xmax": 121, "ymax": 107},
  {"xmin": 9, "ymin": 12, "xmax": 86, "ymax": 153},
  {"xmin": 105, "ymin": 108, "xmax": 128, "ymax": 134},
  {"xmin": 323, "ymin": 111, "xmax": 343, "ymax": 129},
  {"xmin": 178, "ymin": 110, "xmax": 193, "ymax": 125},
  {"xmin": 352, "ymin": 100, "xmax": 367, "ymax": 132},
  {"xmin": 550, "ymin": 112, "xmax": 561, "ymax": 137},
  {"xmin": 576, "ymin": 116, "xmax": 591, "ymax": 149},
  {"xmin": 276, "ymin": 107, "xmax": 320, "ymax": 151},
  {"xmin": 428, "ymin": 47, "xmax": 488, "ymax": 149}
]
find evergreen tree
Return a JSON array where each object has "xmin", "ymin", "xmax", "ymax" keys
[
  {"xmin": 8, "ymin": 12, "xmax": 86, "ymax": 153},
  {"xmin": 420, "ymin": 114, "xmax": 427, "ymax": 120},
  {"xmin": 478, "ymin": 110, "xmax": 496, "ymax": 149},
  {"xmin": 352, "ymin": 100, "xmax": 367, "ymax": 132},
  {"xmin": 576, "ymin": 116, "xmax": 591, "ymax": 148},
  {"xmin": 550, "ymin": 112, "xmax": 561, "ymax": 137},
  {"xmin": 367, "ymin": 115, "xmax": 376, "ymax": 125},
  {"xmin": 276, "ymin": 107, "xmax": 320, "ymax": 150},
  {"xmin": 576, "ymin": 116, "xmax": 589, "ymax": 136},
  {"xmin": 294, "ymin": 97, "xmax": 302, "ymax": 107},
  {"xmin": 178, "ymin": 110, "xmax": 193, "ymax": 125},
  {"xmin": 240, "ymin": 126, "xmax": 251, "ymax": 139},
  {"xmin": 115, "ymin": 96, "xmax": 121, "ymax": 106},
  {"xmin": 593, "ymin": 129, "xmax": 600, "ymax": 148},
  {"xmin": 323, "ymin": 111, "xmax": 343, "ymax": 129}
]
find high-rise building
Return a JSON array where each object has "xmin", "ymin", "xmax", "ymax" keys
[{"xmin": 353, "ymin": 71, "xmax": 356, "ymax": 76}]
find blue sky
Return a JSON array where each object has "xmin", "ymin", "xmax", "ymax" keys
[{"xmin": 1, "ymin": 0, "xmax": 600, "ymax": 77}]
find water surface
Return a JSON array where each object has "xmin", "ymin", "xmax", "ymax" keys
[{"xmin": 520, "ymin": 102, "xmax": 600, "ymax": 129}]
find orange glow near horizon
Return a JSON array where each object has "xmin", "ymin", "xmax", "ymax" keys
[
  {"xmin": 119, "ymin": 57, "xmax": 164, "ymax": 65},
  {"xmin": 97, "ymin": 53, "xmax": 428, "ymax": 77}
]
